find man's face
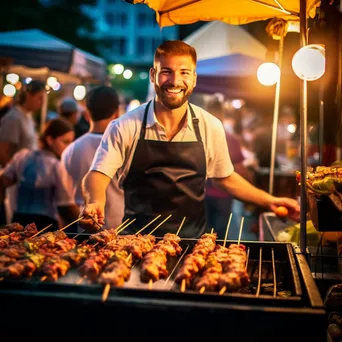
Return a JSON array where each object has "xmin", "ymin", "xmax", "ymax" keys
[{"xmin": 150, "ymin": 54, "xmax": 197, "ymax": 110}]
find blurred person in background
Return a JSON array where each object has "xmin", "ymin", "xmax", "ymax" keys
[
  {"xmin": 61, "ymin": 86, "xmax": 124, "ymax": 230},
  {"xmin": 205, "ymin": 95, "xmax": 255, "ymax": 238},
  {"xmin": 0, "ymin": 80, "xmax": 45, "ymax": 225},
  {"xmin": 57, "ymin": 96, "xmax": 81, "ymax": 131},
  {"xmin": 0, "ymin": 80, "xmax": 45, "ymax": 167},
  {"xmin": 0, "ymin": 118, "xmax": 79, "ymax": 231}
]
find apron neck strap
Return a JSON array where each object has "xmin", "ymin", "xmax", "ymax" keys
[
  {"xmin": 140, "ymin": 101, "xmax": 202, "ymax": 142},
  {"xmin": 189, "ymin": 104, "xmax": 202, "ymax": 143},
  {"xmin": 140, "ymin": 101, "xmax": 152, "ymax": 140}
]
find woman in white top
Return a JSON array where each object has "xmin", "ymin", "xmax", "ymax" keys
[{"xmin": 0, "ymin": 118, "xmax": 79, "ymax": 231}]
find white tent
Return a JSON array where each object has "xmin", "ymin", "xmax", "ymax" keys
[{"xmin": 183, "ymin": 20, "xmax": 267, "ymax": 61}]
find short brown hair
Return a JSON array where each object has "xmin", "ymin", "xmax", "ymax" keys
[
  {"xmin": 17, "ymin": 80, "xmax": 45, "ymax": 105},
  {"xmin": 154, "ymin": 40, "xmax": 197, "ymax": 66}
]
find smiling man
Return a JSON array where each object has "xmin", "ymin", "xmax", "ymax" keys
[{"xmin": 81, "ymin": 40, "xmax": 299, "ymax": 237}]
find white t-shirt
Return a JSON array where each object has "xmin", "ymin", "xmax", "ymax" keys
[
  {"xmin": 3, "ymin": 149, "xmax": 75, "ymax": 221},
  {"xmin": 61, "ymin": 132, "xmax": 124, "ymax": 230},
  {"xmin": 0, "ymin": 105, "xmax": 38, "ymax": 153},
  {"xmin": 90, "ymin": 101, "xmax": 234, "ymax": 187}
]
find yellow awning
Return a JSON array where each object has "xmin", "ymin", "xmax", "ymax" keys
[{"xmin": 130, "ymin": 0, "xmax": 321, "ymax": 27}]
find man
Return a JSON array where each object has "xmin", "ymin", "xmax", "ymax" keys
[
  {"xmin": 81, "ymin": 40, "xmax": 299, "ymax": 237},
  {"xmin": 61, "ymin": 86, "xmax": 124, "ymax": 230},
  {"xmin": 58, "ymin": 97, "xmax": 80, "ymax": 126},
  {"xmin": 0, "ymin": 80, "xmax": 45, "ymax": 224},
  {"xmin": 0, "ymin": 80, "xmax": 45, "ymax": 167}
]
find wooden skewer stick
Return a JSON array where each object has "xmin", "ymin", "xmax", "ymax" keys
[
  {"xmin": 223, "ymin": 213, "xmax": 232, "ymax": 248},
  {"xmin": 41, "ymin": 276, "xmax": 47, "ymax": 281},
  {"xmin": 220, "ymin": 216, "xmax": 245, "ymax": 296},
  {"xmin": 135, "ymin": 215, "xmax": 161, "ymax": 235},
  {"xmin": 30, "ymin": 223, "xmax": 54, "ymax": 238},
  {"xmin": 210, "ymin": 228, "xmax": 214, "ymax": 234},
  {"xmin": 117, "ymin": 218, "xmax": 136, "ymax": 234},
  {"xmin": 237, "ymin": 216, "xmax": 244, "ymax": 246},
  {"xmin": 148, "ymin": 214, "xmax": 172, "ymax": 236},
  {"xmin": 176, "ymin": 217, "xmax": 186, "ymax": 236},
  {"xmin": 219, "ymin": 286, "xmax": 226, "ymax": 295},
  {"xmin": 180, "ymin": 279, "xmax": 186, "ymax": 292},
  {"xmin": 115, "ymin": 218, "xmax": 130, "ymax": 232},
  {"xmin": 102, "ymin": 283, "xmax": 111, "ymax": 302},
  {"xmin": 148, "ymin": 279, "xmax": 153, "ymax": 290},
  {"xmin": 199, "ymin": 286, "xmax": 206, "ymax": 294},
  {"xmin": 59, "ymin": 216, "xmax": 84, "ymax": 232},
  {"xmin": 76, "ymin": 277, "xmax": 84, "ymax": 284}
]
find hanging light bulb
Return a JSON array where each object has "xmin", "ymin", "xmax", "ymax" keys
[
  {"xmin": 73, "ymin": 85, "xmax": 86, "ymax": 101},
  {"xmin": 257, "ymin": 63, "xmax": 280, "ymax": 86},
  {"xmin": 292, "ymin": 44, "xmax": 325, "ymax": 81}
]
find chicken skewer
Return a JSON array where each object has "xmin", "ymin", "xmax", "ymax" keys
[
  {"xmin": 141, "ymin": 217, "xmax": 186, "ymax": 289},
  {"xmin": 196, "ymin": 213, "xmax": 232, "ymax": 293},
  {"xmin": 99, "ymin": 215, "xmax": 172, "ymax": 301},
  {"xmin": 175, "ymin": 229, "xmax": 217, "ymax": 292},
  {"xmin": 219, "ymin": 217, "xmax": 250, "ymax": 295}
]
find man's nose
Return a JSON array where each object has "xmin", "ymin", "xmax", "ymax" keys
[{"xmin": 168, "ymin": 72, "xmax": 182, "ymax": 86}]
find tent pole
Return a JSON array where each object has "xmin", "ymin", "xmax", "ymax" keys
[
  {"xmin": 299, "ymin": 0, "xmax": 308, "ymax": 255},
  {"xmin": 40, "ymin": 71, "xmax": 49, "ymax": 133},
  {"xmin": 269, "ymin": 36, "xmax": 284, "ymax": 195}
]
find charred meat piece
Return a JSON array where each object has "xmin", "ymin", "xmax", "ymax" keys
[
  {"xmin": 98, "ymin": 250, "xmax": 133, "ymax": 286},
  {"xmin": 89, "ymin": 228, "xmax": 118, "ymax": 245},
  {"xmin": 175, "ymin": 233, "xmax": 217, "ymax": 286}
]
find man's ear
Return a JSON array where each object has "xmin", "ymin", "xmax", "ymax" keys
[
  {"xmin": 193, "ymin": 71, "xmax": 197, "ymax": 88},
  {"xmin": 150, "ymin": 67, "xmax": 156, "ymax": 83}
]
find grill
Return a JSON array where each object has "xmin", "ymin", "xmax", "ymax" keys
[{"xmin": 0, "ymin": 234, "xmax": 325, "ymax": 341}]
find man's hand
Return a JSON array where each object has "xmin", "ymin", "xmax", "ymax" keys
[
  {"xmin": 269, "ymin": 197, "xmax": 300, "ymax": 222},
  {"xmin": 79, "ymin": 202, "xmax": 105, "ymax": 232}
]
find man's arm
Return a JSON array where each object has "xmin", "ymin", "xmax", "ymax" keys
[
  {"xmin": 0, "ymin": 141, "xmax": 17, "ymax": 167},
  {"xmin": 213, "ymin": 172, "xmax": 300, "ymax": 221},
  {"xmin": 80, "ymin": 170, "xmax": 111, "ymax": 229}
]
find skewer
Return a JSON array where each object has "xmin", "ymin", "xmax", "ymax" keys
[
  {"xmin": 219, "ymin": 216, "xmax": 245, "ymax": 296},
  {"xmin": 223, "ymin": 213, "xmax": 232, "ymax": 248},
  {"xmin": 59, "ymin": 216, "xmax": 84, "ymax": 232},
  {"xmin": 180, "ymin": 279, "xmax": 186, "ymax": 292},
  {"xmin": 41, "ymin": 276, "xmax": 47, "ymax": 281},
  {"xmin": 102, "ymin": 283, "xmax": 111, "ymax": 302},
  {"xmin": 237, "ymin": 216, "xmax": 244, "ymax": 246},
  {"xmin": 176, "ymin": 217, "xmax": 186, "ymax": 236},
  {"xmin": 210, "ymin": 228, "xmax": 214, "ymax": 234},
  {"xmin": 148, "ymin": 214, "xmax": 172, "ymax": 235},
  {"xmin": 148, "ymin": 279, "xmax": 153, "ymax": 290},
  {"xmin": 115, "ymin": 218, "xmax": 130, "ymax": 232},
  {"xmin": 200, "ymin": 216, "xmax": 233, "ymax": 294},
  {"xmin": 29, "ymin": 223, "xmax": 53, "ymax": 238},
  {"xmin": 76, "ymin": 277, "xmax": 84, "ymax": 284},
  {"xmin": 135, "ymin": 214, "xmax": 161, "ymax": 235},
  {"xmin": 101, "ymin": 252, "xmax": 133, "ymax": 300},
  {"xmin": 117, "ymin": 218, "xmax": 136, "ymax": 234}
]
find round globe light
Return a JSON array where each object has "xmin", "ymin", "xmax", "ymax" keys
[
  {"xmin": 73, "ymin": 85, "xmax": 86, "ymax": 101},
  {"xmin": 292, "ymin": 44, "xmax": 325, "ymax": 81},
  {"xmin": 3, "ymin": 84, "xmax": 16, "ymax": 97},
  {"xmin": 257, "ymin": 63, "xmax": 280, "ymax": 86},
  {"xmin": 112, "ymin": 64, "xmax": 124, "ymax": 75},
  {"xmin": 6, "ymin": 73, "xmax": 19, "ymax": 85},
  {"xmin": 123, "ymin": 69, "xmax": 133, "ymax": 79}
]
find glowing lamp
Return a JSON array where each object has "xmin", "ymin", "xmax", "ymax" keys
[
  {"xmin": 6, "ymin": 73, "xmax": 19, "ymax": 85},
  {"xmin": 73, "ymin": 85, "xmax": 86, "ymax": 101},
  {"xmin": 3, "ymin": 84, "xmax": 16, "ymax": 97},
  {"xmin": 292, "ymin": 44, "xmax": 325, "ymax": 81},
  {"xmin": 257, "ymin": 63, "xmax": 280, "ymax": 86}
]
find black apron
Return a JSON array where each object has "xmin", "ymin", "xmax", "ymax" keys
[{"xmin": 122, "ymin": 101, "xmax": 207, "ymax": 238}]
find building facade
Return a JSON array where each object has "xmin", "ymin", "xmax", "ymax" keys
[{"xmin": 81, "ymin": 0, "xmax": 178, "ymax": 66}]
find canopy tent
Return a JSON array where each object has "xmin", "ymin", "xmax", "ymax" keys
[
  {"xmin": 184, "ymin": 20, "xmax": 267, "ymax": 61},
  {"xmin": 0, "ymin": 29, "xmax": 107, "ymax": 83},
  {"xmin": 126, "ymin": 0, "xmax": 320, "ymax": 27}
]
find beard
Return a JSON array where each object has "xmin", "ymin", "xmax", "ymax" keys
[{"xmin": 154, "ymin": 84, "xmax": 193, "ymax": 110}]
